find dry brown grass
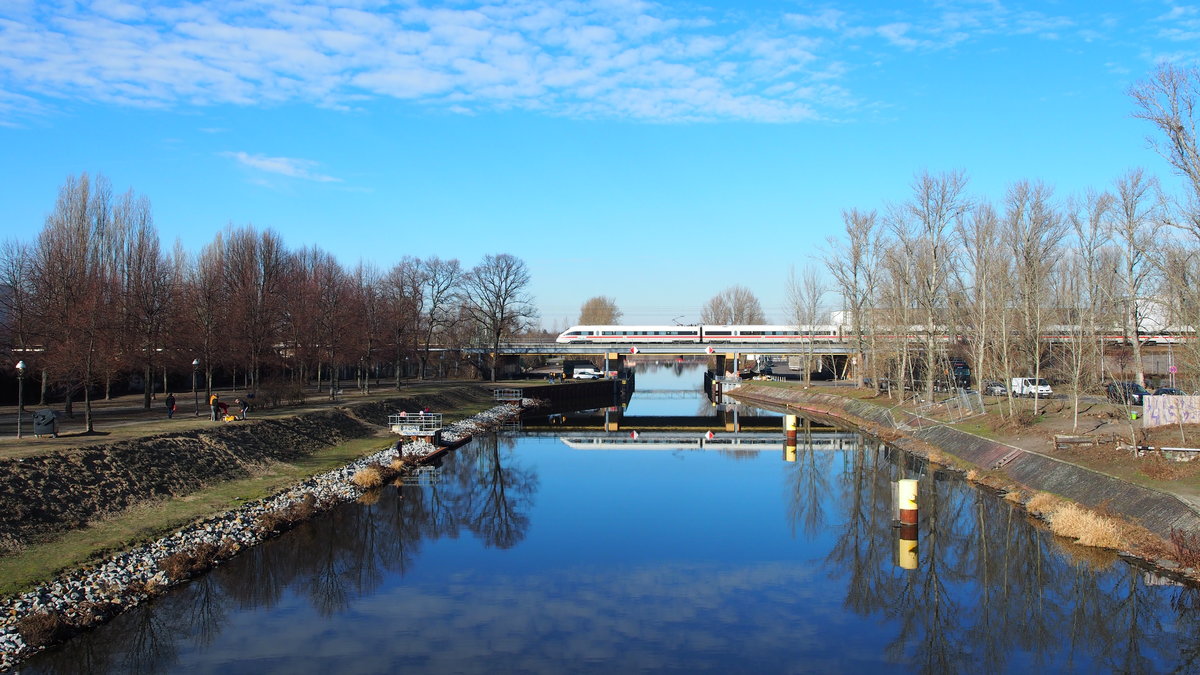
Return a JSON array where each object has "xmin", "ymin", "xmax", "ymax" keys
[
  {"xmin": 1025, "ymin": 492, "xmax": 1065, "ymax": 516},
  {"xmin": 356, "ymin": 488, "xmax": 382, "ymax": 505},
  {"xmin": 965, "ymin": 469, "xmax": 979, "ymax": 482},
  {"xmin": 256, "ymin": 492, "xmax": 319, "ymax": 534},
  {"xmin": 1046, "ymin": 503, "xmax": 1124, "ymax": 549},
  {"xmin": 1139, "ymin": 452, "xmax": 1200, "ymax": 481},
  {"xmin": 158, "ymin": 541, "xmax": 220, "ymax": 580},
  {"xmin": 390, "ymin": 456, "xmax": 410, "ymax": 472},
  {"xmin": 17, "ymin": 610, "xmax": 70, "ymax": 647},
  {"xmin": 352, "ymin": 465, "xmax": 384, "ymax": 488}
]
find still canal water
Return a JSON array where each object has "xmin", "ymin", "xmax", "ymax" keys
[{"xmin": 23, "ymin": 362, "xmax": 1200, "ymax": 673}]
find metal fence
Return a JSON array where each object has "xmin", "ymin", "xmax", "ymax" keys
[{"xmin": 388, "ymin": 412, "xmax": 443, "ymax": 436}]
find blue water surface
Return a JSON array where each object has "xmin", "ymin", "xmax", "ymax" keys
[{"xmin": 23, "ymin": 365, "xmax": 1200, "ymax": 674}]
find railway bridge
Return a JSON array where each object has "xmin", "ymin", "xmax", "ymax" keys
[{"xmin": 463, "ymin": 340, "xmax": 855, "ymax": 379}]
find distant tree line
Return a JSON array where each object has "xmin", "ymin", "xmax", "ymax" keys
[
  {"xmin": 0, "ymin": 174, "xmax": 537, "ymax": 430},
  {"xmin": 820, "ymin": 63, "xmax": 1200, "ymax": 422}
]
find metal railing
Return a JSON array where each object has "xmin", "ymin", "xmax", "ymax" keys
[{"xmin": 388, "ymin": 412, "xmax": 443, "ymax": 436}]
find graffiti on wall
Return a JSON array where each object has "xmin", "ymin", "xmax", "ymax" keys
[{"xmin": 1143, "ymin": 396, "xmax": 1200, "ymax": 428}]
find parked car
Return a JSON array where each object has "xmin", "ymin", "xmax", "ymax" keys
[
  {"xmin": 573, "ymin": 367, "xmax": 603, "ymax": 379},
  {"xmin": 1106, "ymin": 381, "xmax": 1150, "ymax": 405},
  {"xmin": 983, "ymin": 380, "xmax": 1007, "ymax": 396},
  {"xmin": 1154, "ymin": 387, "xmax": 1186, "ymax": 396},
  {"xmin": 1011, "ymin": 377, "xmax": 1053, "ymax": 397}
]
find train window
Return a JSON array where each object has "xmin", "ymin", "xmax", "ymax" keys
[{"xmin": 707, "ymin": 330, "xmax": 731, "ymax": 336}]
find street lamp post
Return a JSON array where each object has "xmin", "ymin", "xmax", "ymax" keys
[
  {"xmin": 192, "ymin": 359, "xmax": 201, "ymax": 417},
  {"xmin": 15, "ymin": 360, "xmax": 25, "ymax": 439}
]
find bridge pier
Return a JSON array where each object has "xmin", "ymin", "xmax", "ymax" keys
[
  {"xmin": 497, "ymin": 354, "xmax": 522, "ymax": 379},
  {"xmin": 604, "ymin": 352, "xmax": 628, "ymax": 376},
  {"xmin": 708, "ymin": 353, "xmax": 740, "ymax": 375}
]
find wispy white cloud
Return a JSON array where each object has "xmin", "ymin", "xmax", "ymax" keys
[
  {"xmin": 0, "ymin": 0, "xmax": 1140, "ymax": 124},
  {"xmin": 221, "ymin": 151, "xmax": 341, "ymax": 182}
]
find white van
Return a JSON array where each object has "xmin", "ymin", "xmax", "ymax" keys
[
  {"xmin": 573, "ymin": 367, "xmax": 603, "ymax": 379},
  {"xmin": 1010, "ymin": 377, "xmax": 1053, "ymax": 397}
]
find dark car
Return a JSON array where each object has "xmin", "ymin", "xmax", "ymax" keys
[
  {"xmin": 982, "ymin": 380, "xmax": 1007, "ymax": 396},
  {"xmin": 1154, "ymin": 387, "xmax": 1186, "ymax": 396},
  {"xmin": 1106, "ymin": 381, "xmax": 1150, "ymax": 405}
]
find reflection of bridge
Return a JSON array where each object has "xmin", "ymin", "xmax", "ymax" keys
[
  {"xmin": 543, "ymin": 430, "xmax": 861, "ymax": 451},
  {"xmin": 523, "ymin": 414, "xmax": 839, "ymax": 432}
]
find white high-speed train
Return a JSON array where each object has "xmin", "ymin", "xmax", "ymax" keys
[
  {"xmin": 555, "ymin": 325, "xmax": 843, "ymax": 344},
  {"xmin": 555, "ymin": 323, "xmax": 1199, "ymax": 345}
]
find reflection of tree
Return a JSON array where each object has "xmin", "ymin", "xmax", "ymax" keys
[
  {"xmin": 459, "ymin": 434, "xmax": 538, "ymax": 549},
  {"xmin": 120, "ymin": 602, "xmax": 179, "ymax": 675},
  {"xmin": 784, "ymin": 424, "xmax": 832, "ymax": 537},
  {"xmin": 814, "ymin": 435, "xmax": 1200, "ymax": 673},
  {"xmin": 187, "ymin": 574, "xmax": 227, "ymax": 648}
]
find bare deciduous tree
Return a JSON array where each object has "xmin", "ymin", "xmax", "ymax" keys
[
  {"xmin": 1112, "ymin": 168, "xmax": 1162, "ymax": 386},
  {"xmin": 578, "ymin": 296, "xmax": 622, "ymax": 325},
  {"xmin": 1131, "ymin": 63, "xmax": 1200, "ymax": 237},
  {"xmin": 787, "ymin": 266, "xmax": 825, "ymax": 386},
  {"xmin": 825, "ymin": 208, "xmax": 879, "ymax": 387},
  {"xmin": 700, "ymin": 285, "xmax": 766, "ymax": 324},
  {"xmin": 1005, "ymin": 180, "xmax": 1067, "ymax": 410},
  {"xmin": 418, "ymin": 257, "xmax": 463, "ymax": 379},
  {"xmin": 462, "ymin": 254, "xmax": 537, "ymax": 382}
]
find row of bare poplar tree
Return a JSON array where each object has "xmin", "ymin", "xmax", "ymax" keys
[
  {"xmin": 815, "ymin": 63, "xmax": 1200, "ymax": 417},
  {"xmin": 0, "ymin": 173, "xmax": 538, "ymax": 430}
]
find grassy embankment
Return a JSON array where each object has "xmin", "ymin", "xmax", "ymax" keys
[{"xmin": 0, "ymin": 383, "xmax": 499, "ymax": 596}]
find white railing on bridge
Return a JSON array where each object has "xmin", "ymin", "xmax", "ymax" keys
[
  {"xmin": 494, "ymin": 388, "xmax": 523, "ymax": 401},
  {"xmin": 388, "ymin": 412, "xmax": 443, "ymax": 436}
]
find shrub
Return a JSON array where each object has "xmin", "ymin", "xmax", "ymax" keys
[
  {"xmin": 159, "ymin": 542, "xmax": 220, "ymax": 580},
  {"xmin": 17, "ymin": 610, "xmax": 69, "ymax": 647},
  {"xmin": 256, "ymin": 493, "xmax": 319, "ymax": 534},
  {"xmin": 1171, "ymin": 528, "xmax": 1200, "ymax": 568},
  {"xmin": 255, "ymin": 379, "xmax": 306, "ymax": 409}
]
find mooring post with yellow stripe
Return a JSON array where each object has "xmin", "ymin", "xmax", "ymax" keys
[
  {"xmin": 897, "ymin": 478, "xmax": 918, "ymax": 524},
  {"xmin": 898, "ymin": 522, "xmax": 919, "ymax": 570},
  {"xmin": 783, "ymin": 414, "xmax": 798, "ymax": 462},
  {"xmin": 896, "ymin": 478, "xmax": 919, "ymax": 570}
]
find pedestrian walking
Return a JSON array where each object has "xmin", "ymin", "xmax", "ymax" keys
[
  {"xmin": 165, "ymin": 393, "xmax": 176, "ymax": 419},
  {"xmin": 209, "ymin": 393, "xmax": 219, "ymax": 421}
]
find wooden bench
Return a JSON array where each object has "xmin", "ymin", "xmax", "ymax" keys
[{"xmin": 1054, "ymin": 435, "xmax": 1097, "ymax": 452}]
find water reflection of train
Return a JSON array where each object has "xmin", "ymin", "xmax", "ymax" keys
[
  {"xmin": 556, "ymin": 325, "xmax": 841, "ymax": 344},
  {"xmin": 556, "ymin": 323, "xmax": 1198, "ymax": 345},
  {"xmin": 557, "ymin": 431, "xmax": 860, "ymax": 451}
]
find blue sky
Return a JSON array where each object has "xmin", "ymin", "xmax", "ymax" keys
[{"xmin": 1, "ymin": 0, "xmax": 1197, "ymax": 328}]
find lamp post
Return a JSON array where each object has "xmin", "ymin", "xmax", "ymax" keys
[
  {"xmin": 192, "ymin": 359, "xmax": 200, "ymax": 417},
  {"xmin": 15, "ymin": 360, "xmax": 25, "ymax": 439}
]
